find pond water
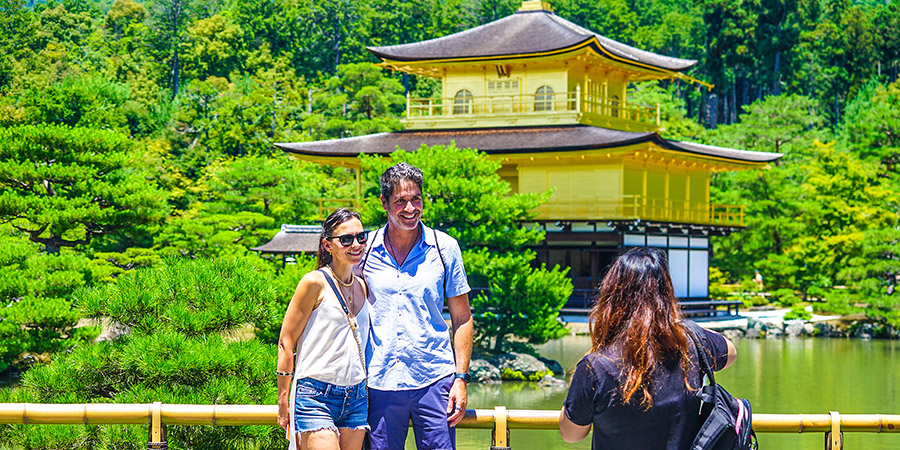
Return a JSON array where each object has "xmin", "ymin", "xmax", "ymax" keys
[{"xmin": 451, "ymin": 335, "xmax": 900, "ymax": 450}]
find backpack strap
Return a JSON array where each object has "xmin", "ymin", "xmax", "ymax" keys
[
  {"xmin": 432, "ymin": 228, "xmax": 448, "ymax": 294},
  {"xmin": 683, "ymin": 320, "xmax": 718, "ymax": 406},
  {"xmin": 360, "ymin": 228, "xmax": 380, "ymax": 271},
  {"xmin": 683, "ymin": 321, "xmax": 716, "ymax": 382}
]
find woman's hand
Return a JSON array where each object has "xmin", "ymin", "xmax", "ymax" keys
[{"xmin": 277, "ymin": 400, "xmax": 290, "ymax": 431}]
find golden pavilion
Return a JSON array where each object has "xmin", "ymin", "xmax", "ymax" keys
[{"xmin": 275, "ymin": 0, "xmax": 781, "ymax": 305}]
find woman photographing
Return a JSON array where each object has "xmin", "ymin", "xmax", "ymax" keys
[
  {"xmin": 560, "ymin": 247, "xmax": 738, "ymax": 449},
  {"xmin": 276, "ymin": 208, "xmax": 370, "ymax": 450}
]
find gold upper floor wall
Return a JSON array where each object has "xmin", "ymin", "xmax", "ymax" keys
[{"xmin": 397, "ymin": 51, "xmax": 674, "ymax": 132}]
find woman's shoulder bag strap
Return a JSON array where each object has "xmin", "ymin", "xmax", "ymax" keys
[
  {"xmin": 317, "ymin": 269, "xmax": 366, "ymax": 375},
  {"xmin": 318, "ymin": 269, "xmax": 352, "ymax": 316}
]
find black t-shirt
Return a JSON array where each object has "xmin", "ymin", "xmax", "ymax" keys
[{"xmin": 563, "ymin": 326, "xmax": 729, "ymax": 450}]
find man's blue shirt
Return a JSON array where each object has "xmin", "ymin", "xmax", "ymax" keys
[{"xmin": 361, "ymin": 223, "xmax": 471, "ymax": 390}]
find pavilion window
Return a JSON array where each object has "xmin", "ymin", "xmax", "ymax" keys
[
  {"xmin": 453, "ymin": 89, "xmax": 473, "ymax": 114},
  {"xmin": 610, "ymin": 94, "xmax": 620, "ymax": 118},
  {"xmin": 534, "ymin": 85, "xmax": 554, "ymax": 111},
  {"xmin": 488, "ymin": 79, "xmax": 519, "ymax": 94}
]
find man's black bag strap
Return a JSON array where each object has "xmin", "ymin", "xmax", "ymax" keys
[
  {"xmin": 432, "ymin": 228, "xmax": 448, "ymax": 293},
  {"xmin": 683, "ymin": 320, "xmax": 718, "ymax": 406},
  {"xmin": 360, "ymin": 228, "xmax": 379, "ymax": 271},
  {"xmin": 360, "ymin": 227, "xmax": 448, "ymax": 293}
]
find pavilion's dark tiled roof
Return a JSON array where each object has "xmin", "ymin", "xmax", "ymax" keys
[
  {"xmin": 251, "ymin": 225, "xmax": 322, "ymax": 254},
  {"xmin": 368, "ymin": 9, "xmax": 696, "ymax": 72},
  {"xmin": 275, "ymin": 126, "xmax": 782, "ymax": 164}
]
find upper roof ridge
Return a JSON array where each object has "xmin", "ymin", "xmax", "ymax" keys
[{"xmin": 367, "ymin": 4, "xmax": 696, "ymax": 72}]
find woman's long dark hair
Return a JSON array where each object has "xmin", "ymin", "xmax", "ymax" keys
[
  {"xmin": 589, "ymin": 247, "xmax": 693, "ymax": 409},
  {"xmin": 316, "ymin": 208, "xmax": 361, "ymax": 269}
]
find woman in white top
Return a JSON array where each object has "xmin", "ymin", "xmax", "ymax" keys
[{"xmin": 277, "ymin": 208, "xmax": 370, "ymax": 450}]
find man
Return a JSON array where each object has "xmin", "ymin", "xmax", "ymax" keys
[{"xmin": 360, "ymin": 162, "xmax": 474, "ymax": 450}]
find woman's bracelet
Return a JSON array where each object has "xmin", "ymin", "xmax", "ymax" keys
[{"xmin": 276, "ymin": 370, "xmax": 293, "ymax": 377}]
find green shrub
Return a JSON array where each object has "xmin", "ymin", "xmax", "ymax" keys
[
  {"xmin": 253, "ymin": 254, "xmax": 318, "ymax": 344},
  {"xmin": 772, "ymin": 288, "xmax": 798, "ymax": 306},
  {"xmin": 783, "ymin": 304, "xmax": 812, "ymax": 321},
  {"xmin": 500, "ymin": 368, "xmax": 553, "ymax": 382}
]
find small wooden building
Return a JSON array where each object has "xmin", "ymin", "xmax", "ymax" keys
[
  {"xmin": 275, "ymin": 0, "xmax": 781, "ymax": 304},
  {"xmin": 252, "ymin": 224, "xmax": 322, "ymax": 266}
]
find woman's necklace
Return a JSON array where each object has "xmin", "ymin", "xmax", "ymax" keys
[{"xmin": 327, "ymin": 265, "xmax": 354, "ymax": 287}]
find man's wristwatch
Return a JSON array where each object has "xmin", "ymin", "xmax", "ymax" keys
[{"xmin": 454, "ymin": 372, "xmax": 471, "ymax": 383}]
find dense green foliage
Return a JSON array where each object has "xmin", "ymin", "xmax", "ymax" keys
[
  {"xmin": 0, "ymin": 258, "xmax": 281, "ymax": 449},
  {"xmin": 0, "ymin": 124, "xmax": 168, "ymax": 253},
  {"xmin": 702, "ymin": 85, "xmax": 900, "ymax": 325},
  {"xmin": 0, "ymin": 230, "xmax": 99, "ymax": 374},
  {"xmin": 359, "ymin": 144, "xmax": 572, "ymax": 350}
]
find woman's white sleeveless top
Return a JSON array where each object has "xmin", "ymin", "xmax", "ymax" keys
[{"xmin": 292, "ymin": 274, "xmax": 369, "ymax": 386}]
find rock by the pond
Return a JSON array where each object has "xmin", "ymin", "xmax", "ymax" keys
[
  {"xmin": 803, "ymin": 323, "xmax": 816, "ymax": 336},
  {"xmin": 497, "ymin": 352, "xmax": 551, "ymax": 381},
  {"xmin": 814, "ymin": 322, "xmax": 836, "ymax": 337},
  {"xmin": 538, "ymin": 356, "xmax": 565, "ymax": 376},
  {"xmin": 852, "ymin": 322, "xmax": 877, "ymax": 339},
  {"xmin": 722, "ymin": 329, "xmax": 744, "ymax": 342},
  {"xmin": 470, "ymin": 359, "xmax": 501, "ymax": 384},
  {"xmin": 537, "ymin": 374, "xmax": 569, "ymax": 389},
  {"xmin": 745, "ymin": 327, "xmax": 761, "ymax": 339},
  {"xmin": 784, "ymin": 320, "xmax": 806, "ymax": 337},
  {"xmin": 747, "ymin": 318, "xmax": 767, "ymax": 332},
  {"xmin": 766, "ymin": 327, "xmax": 783, "ymax": 338}
]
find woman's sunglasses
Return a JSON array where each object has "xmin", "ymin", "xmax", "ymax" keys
[{"xmin": 327, "ymin": 232, "xmax": 368, "ymax": 246}]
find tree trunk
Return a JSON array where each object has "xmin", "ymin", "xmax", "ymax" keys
[
  {"xmin": 722, "ymin": 90, "xmax": 729, "ymax": 125},
  {"xmin": 730, "ymin": 82, "xmax": 737, "ymax": 124},
  {"xmin": 833, "ymin": 94, "xmax": 839, "ymax": 127},
  {"xmin": 45, "ymin": 238, "xmax": 60, "ymax": 255},
  {"xmin": 740, "ymin": 76, "xmax": 747, "ymax": 113},
  {"xmin": 772, "ymin": 49, "xmax": 781, "ymax": 95},
  {"xmin": 685, "ymin": 85, "xmax": 694, "ymax": 120},
  {"xmin": 171, "ymin": 51, "xmax": 181, "ymax": 99}
]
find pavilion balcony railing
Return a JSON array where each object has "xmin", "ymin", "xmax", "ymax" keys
[
  {"xmin": 535, "ymin": 195, "xmax": 746, "ymax": 227},
  {"xmin": 0, "ymin": 403, "xmax": 893, "ymax": 450},
  {"xmin": 405, "ymin": 87, "xmax": 659, "ymax": 129},
  {"xmin": 317, "ymin": 198, "xmax": 360, "ymax": 219}
]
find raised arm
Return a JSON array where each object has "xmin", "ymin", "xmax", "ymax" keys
[
  {"xmin": 723, "ymin": 336, "xmax": 737, "ymax": 369},
  {"xmin": 559, "ymin": 407, "xmax": 591, "ymax": 443}
]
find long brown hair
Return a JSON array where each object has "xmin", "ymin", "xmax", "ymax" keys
[{"xmin": 589, "ymin": 247, "xmax": 693, "ymax": 409}]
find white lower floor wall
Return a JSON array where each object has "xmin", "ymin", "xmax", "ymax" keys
[{"xmin": 624, "ymin": 233, "xmax": 710, "ymax": 299}]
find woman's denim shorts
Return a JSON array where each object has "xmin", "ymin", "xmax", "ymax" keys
[{"xmin": 293, "ymin": 377, "xmax": 368, "ymax": 433}]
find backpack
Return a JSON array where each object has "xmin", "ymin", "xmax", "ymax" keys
[{"xmin": 684, "ymin": 321, "xmax": 758, "ymax": 450}]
